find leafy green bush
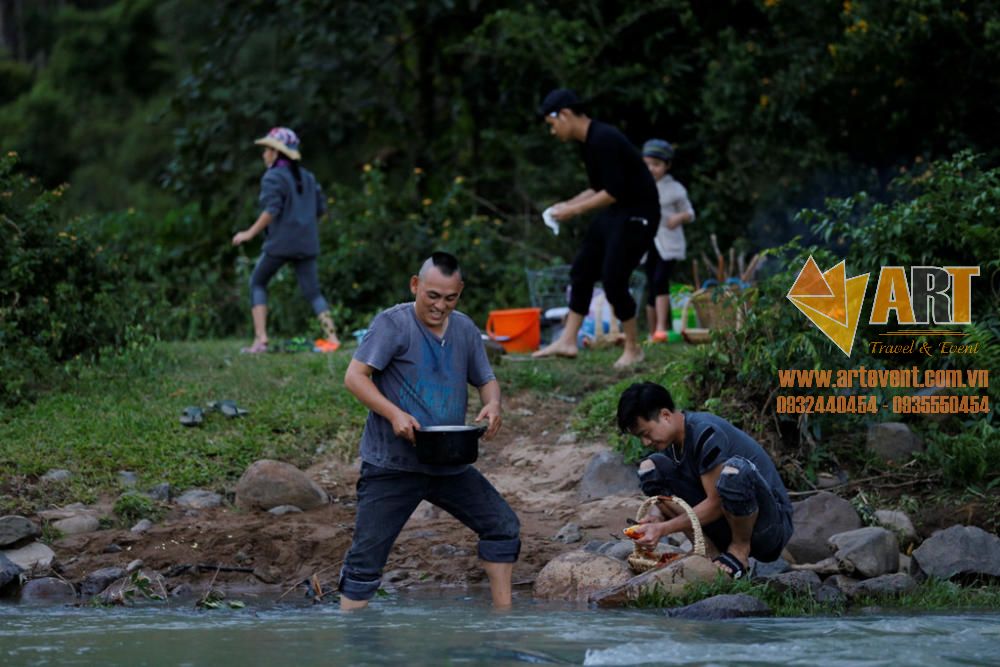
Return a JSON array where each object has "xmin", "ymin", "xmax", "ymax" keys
[
  {"xmin": 0, "ymin": 153, "xmax": 146, "ymax": 405},
  {"xmin": 670, "ymin": 152, "xmax": 999, "ymax": 488},
  {"xmin": 113, "ymin": 492, "xmax": 160, "ymax": 524}
]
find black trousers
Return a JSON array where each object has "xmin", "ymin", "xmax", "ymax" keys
[{"xmin": 568, "ymin": 209, "xmax": 656, "ymax": 322}]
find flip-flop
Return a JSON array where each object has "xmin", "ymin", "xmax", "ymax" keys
[
  {"xmin": 713, "ymin": 551, "xmax": 748, "ymax": 580},
  {"xmin": 313, "ymin": 338, "xmax": 340, "ymax": 353},
  {"xmin": 179, "ymin": 406, "xmax": 204, "ymax": 427},
  {"xmin": 208, "ymin": 400, "xmax": 249, "ymax": 418}
]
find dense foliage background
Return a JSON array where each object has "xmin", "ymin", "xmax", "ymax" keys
[{"xmin": 1, "ymin": 0, "xmax": 998, "ymax": 438}]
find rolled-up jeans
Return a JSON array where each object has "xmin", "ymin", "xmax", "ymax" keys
[
  {"xmin": 338, "ymin": 462, "xmax": 521, "ymax": 601},
  {"xmin": 638, "ymin": 454, "xmax": 792, "ymax": 562}
]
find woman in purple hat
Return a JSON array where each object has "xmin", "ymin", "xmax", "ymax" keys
[{"xmin": 232, "ymin": 127, "xmax": 340, "ymax": 354}]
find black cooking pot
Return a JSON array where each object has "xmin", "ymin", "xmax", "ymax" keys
[{"xmin": 414, "ymin": 425, "xmax": 487, "ymax": 465}]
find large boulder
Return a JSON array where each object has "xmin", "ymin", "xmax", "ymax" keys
[
  {"xmin": 757, "ymin": 570, "xmax": 822, "ymax": 597},
  {"xmin": 0, "ymin": 515, "xmax": 41, "ymax": 548},
  {"xmin": 663, "ymin": 593, "xmax": 773, "ymax": 619},
  {"xmin": 786, "ymin": 491, "xmax": 862, "ymax": 564},
  {"xmin": 235, "ymin": 459, "xmax": 328, "ymax": 511},
  {"xmin": 52, "ymin": 514, "xmax": 101, "ymax": 536},
  {"xmin": 533, "ymin": 550, "xmax": 633, "ymax": 601},
  {"xmin": 577, "ymin": 451, "xmax": 638, "ymax": 502},
  {"xmin": 2, "ymin": 542, "xmax": 55, "ymax": 574},
  {"xmin": 80, "ymin": 567, "xmax": 126, "ymax": 598},
  {"xmin": 589, "ymin": 554, "xmax": 719, "ymax": 607},
  {"xmin": 19, "ymin": 577, "xmax": 76, "ymax": 603},
  {"xmin": 0, "ymin": 552, "xmax": 22, "ymax": 595},
  {"xmin": 828, "ymin": 527, "xmax": 900, "ymax": 578},
  {"xmin": 866, "ymin": 422, "xmax": 923, "ymax": 462},
  {"xmin": 912, "ymin": 525, "xmax": 1000, "ymax": 581}
]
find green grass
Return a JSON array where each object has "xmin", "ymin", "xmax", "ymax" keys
[
  {"xmin": 0, "ymin": 340, "xmax": 365, "ymax": 513},
  {"xmin": 0, "ymin": 337, "xmax": 691, "ymax": 513},
  {"xmin": 635, "ymin": 575, "xmax": 1000, "ymax": 616}
]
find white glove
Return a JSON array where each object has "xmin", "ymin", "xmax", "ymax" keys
[{"xmin": 542, "ymin": 207, "xmax": 559, "ymax": 236}]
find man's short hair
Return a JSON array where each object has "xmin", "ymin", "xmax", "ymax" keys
[
  {"xmin": 420, "ymin": 251, "xmax": 461, "ymax": 279},
  {"xmin": 616, "ymin": 382, "xmax": 675, "ymax": 433}
]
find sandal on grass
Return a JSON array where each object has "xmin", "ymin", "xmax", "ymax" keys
[
  {"xmin": 208, "ymin": 399, "xmax": 249, "ymax": 418},
  {"xmin": 179, "ymin": 406, "xmax": 204, "ymax": 427},
  {"xmin": 240, "ymin": 341, "xmax": 268, "ymax": 354},
  {"xmin": 713, "ymin": 551, "xmax": 748, "ymax": 580}
]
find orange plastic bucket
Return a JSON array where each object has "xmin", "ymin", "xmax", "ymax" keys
[{"xmin": 486, "ymin": 308, "xmax": 541, "ymax": 352}]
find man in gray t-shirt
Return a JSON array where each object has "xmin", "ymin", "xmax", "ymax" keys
[
  {"xmin": 616, "ymin": 382, "xmax": 793, "ymax": 580},
  {"xmin": 338, "ymin": 252, "xmax": 520, "ymax": 609}
]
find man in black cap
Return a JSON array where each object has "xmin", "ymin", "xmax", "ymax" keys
[{"xmin": 533, "ymin": 88, "xmax": 660, "ymax": 369}]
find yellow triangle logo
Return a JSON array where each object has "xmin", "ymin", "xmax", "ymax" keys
[{"xmin": 787, "ymin": 256, "xmax": 870, "ymax": 356}]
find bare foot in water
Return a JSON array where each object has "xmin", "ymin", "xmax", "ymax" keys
[
  {"xmin": 532, "ymin": 340, "xmax": 578, "ymax": 359},
  {"xmin": 613, "ymin": 347, "xmax": 644, "ymax": 369}
]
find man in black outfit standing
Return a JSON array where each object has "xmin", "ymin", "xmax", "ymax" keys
[{"xmin": 532, "ymin": 88, "xmax": 660, "ymax": 369}]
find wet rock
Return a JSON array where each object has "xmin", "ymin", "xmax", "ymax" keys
[
  {"xmin": 819, "ymin": 574, "xmax": 859, "ymax": 601},
  {"xmin": 40, "ymin": 469, "xmax": 72, "ymax": 483},
  {"xmin": 252, "ymin": 564, "xmax": 282, "ymax": 584},
  {"xmin": 786, "ymin": 491, "xmax": 862, "ymax": 564},
  {"xmin": 589, "ymin": 555, "xmax": 718, "ymax": 607},
  {"xmin": 577, "ymin": 451, "xmax": 638, "ymax": 502},
  {"xmin": 752, "ymin": 555, "xmax": 790, "ymax": 577},
  {"xmin": 0, "ymin": 515, "xmax": 41, "ymax": 548},
  {"xmin": 3, "ymin": 541, "xmax": 55, "ymax": 573},
  {"xmin": 19, "ymin": 577, "xmax": 76, "ymax": 603},
  {"xmin": 235, "ymin": 459, "xmax": 328, "ymax": 511},
  {"xmin": 118, "ymin": 471, "xmax": 139, "ymax": 488},
  {"xmin": 829, "ymin": 526, "xmax": 899, "ymax": 578},
  {"xmin": 534, "ymin": 550, "xmax": 633, "ymax": 602},
  {"xmin": 758, "ymin": 570, "xmax": 822, "ymax": 597},
  {"xmin": 849, "ymin": 573, "xmax": 917, "ymax": 599},
  {"xmin": 81, "ymin": 567, "xmax": 126, "ymax": 597},
  {"xmin": 554, "ymin": 522, "xmax": 582, "ymax": 544},
  {"xmin": 52, "ymin": 514, "xmax": 101, "ymax": 536},
  {"xmin": 0, "ymin": 552, "xmax": 23, "ymax": 594},
  {"xmin": 663, "ymin": 593, "xmax": 772, "ymax": 619},
  {"xmin": 130, "ymin": 519, "xmax": 153, "ymax": 534},
  {"xmin": 146, "ymin": 483, "xmax": 172, "ymax": 502},
  {"xmin": 176, "ymin": 489, "xmax": 223, "ymax": 510},
  {"xmin": 268, "ymin": 505, "xmax": 303, "ymax": 516},
  {"xmin": 912, "ymin": 525, "xmax": 1000, "ymax": 581},
  {"xmin": 866, "ymin": 422, "xmax": 923, "ymax": 463}
]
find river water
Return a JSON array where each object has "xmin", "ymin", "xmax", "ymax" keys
[{"xmin": 2, "ymin": 590, "xmax": 999, "ymax": 666}]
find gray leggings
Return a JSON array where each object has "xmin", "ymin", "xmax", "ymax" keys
[{"xmin": 249, "ymin": 253, "xmax": 329, "ymax": 314}]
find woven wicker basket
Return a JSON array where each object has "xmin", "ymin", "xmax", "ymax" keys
[
  {"xmin": 626, "ymin": 495, "xmax": 706, "ymax": 574},
  {"xmin": 679, "ymin": 287, "xmax": 742, "ymax": 344}
]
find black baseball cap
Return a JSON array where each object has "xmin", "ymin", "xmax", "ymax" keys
[{"xmin": 538, "ymin": 88, "xmax": 586, "ymax": 117}]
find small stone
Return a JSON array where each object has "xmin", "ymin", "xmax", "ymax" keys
[
  {"xmin": 268, "ymin": 505, "xmax": 303, "ymax": 516},
  {"xmin": 176, "ymin": 489, "xmax": 223, "ymax": 510},
  {"xmin": 103, "ymin": 543, "xmax": 123, "ymax": 554},
  {"xmin": 146, "ymin": 483, "xmax": 172, "ymax": 502},
  {"xmin": 383, "ymin": 569, "xmax": 409, "ymax": 583},
  {"xmin": 554, "ymin": 522, "xmax": 582, "ymax": 544},
  {"xmin": 252, "ymin": 564, "xmax": 282, "ymax": 584},
  {"xmin": 118, "ymin": 471, "xmax": 139, "ymax": 488},
  {"xmin": 170, "ymin": 583, "xmax": 193, "ymax": 598},
  {"xmin": 40, "ymin": 469, "xmax": 72, "ymax": 483},
  {"xmin": 126, "ymin": 559, "xmax": 143, "ymax": 573},
  {"xmin": 130, "ymin": 519, "xmax": 153, "ymax": 534},
  {"xmin": 556, "ymin": 432, "xmax": 577, "ymax": 444}
]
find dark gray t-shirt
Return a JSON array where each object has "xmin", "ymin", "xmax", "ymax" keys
[
  {"xmin": 354, "ymin": 303, "xmax": 496, "ymax": 475},
  {"xmin": 653, "ymin": 412, "xmax": 792, "ymax": 515},
  {"xmin": 258, "ymin": 165, "xmax": 327, "ymax": 258}
]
